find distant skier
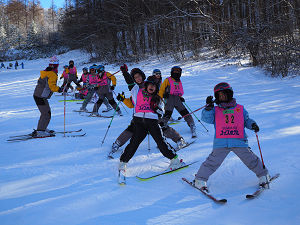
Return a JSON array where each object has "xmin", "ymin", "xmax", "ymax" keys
[
  {"xmin": 21, "ymin": 62, "xmax": 24, "ymax": 69},
  {"xmin": 192, "ymin": 82, "xmax": 270, "ymax": 192},
  {"xmin": 159, "ymin": 66, "xmax": 197, "ymax": 138},
  {"xmin": 31, "ymin": 56, "xmax": 63, "ymax": 137},
  {"xmin": 90, "ymin": 64, "xmax": 122, "ymax": 116},
  {"xmin": 0, "ymin": 62, "xmax": 5, "ymax": 69},
  {"xmin": 76, "ymin": 67, "xmax": 89, "ymax": 99},
  {"xmin": 118, "ymin": 74, "xmax": 185, "ymax": 176},
  {"xmin": 15, "ymin": 61, "xmax": 18, "ymax": 69},
  {"xmin": 60, "ymin": 60, "xmax": 81, "ymax": 93}
]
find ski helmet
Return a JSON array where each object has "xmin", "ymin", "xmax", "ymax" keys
[
  {"xmin": 130, "ymin": 68, "xmax": 146, "ymax": 83},
  {"xmin": 82, "ymin": 67, "xmax": 88, "ymax": 72},
  {"xmin": 214, "ymin": 82, "xmax": 233, "ymax": 103},
  {"xmin": 89, "ymin": 64, "xmax": 98, "ymax": 70},
  {"xmin": 144, "ymin": 75, "xmax": 159, "ymax": 94},
  {"xmin": 152, "ymin": 69, "xmax": 161, "ymax": 75},
  {"xmin": 96, "ymin": 64, "xmax": 105, "ymax": 73},
  {"xmin": 171, "ymin": 66, "xmax": 182, "ymax": 81},
  {"xmin": 69, "ymin": 60, "xmax": 74, "ymax": 64},
  {"xmin": 49, "ymin": 55, "xmax": 59, "ymax": 65}
]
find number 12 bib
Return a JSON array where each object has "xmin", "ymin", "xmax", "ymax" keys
[{"xmin": 215, "ymin": 104, "xmax": 244, "ymax": 138}]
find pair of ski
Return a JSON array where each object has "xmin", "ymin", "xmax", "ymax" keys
[
  {"xmin": 118, "ymin": 161, "xmax": 198, "ymax": 185},
  {"xmin": 7, "ymin": 129, "xmax": 85, "ymax": 142},
  {"xmin": 73, "ymin": 110, "xmax": 113, "ymax": 118},
  {"xmin": 182, "ymin": 173, "xmax": 280, "ymax": 204}
]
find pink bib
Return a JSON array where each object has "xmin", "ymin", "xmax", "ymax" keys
[
  {"xmin": 168, "ymin": 77, "xmax": 184, "ymax": 96},
  {"xmin": 81, "ymin": 73, "xmax": 88, "ymax": 83},
  {"xmin": 88, "ymin": 74, "xmax": 100, "ymax": 85},
  {"xmin": 69, "ymin": 67, "xmax": 77, "ymax": 75},
  {"xmin": 98, "ymin": 72, "xmax": 108, "ymax": 86},
  {"xmin": 62, "ymin": 71, "xmax": 69, "ymax": 79},
  {"xmin": 215, "ymin": 104, "xmax": 244, "ymax": 138},
  {"xmin": 135, "ymin": 88, "xmax": 154, "ymax": 113}
]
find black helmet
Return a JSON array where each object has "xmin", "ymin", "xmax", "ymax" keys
[
  {"xmin": 214, "ymin": 82, "xmax": 233, "ymax": 103},
  {"xmin": 171, "ymin": 66, "xmax": 182, "ymax": 81},
  {"xmin": 130, "ymin": 68, "xmax": 146, "ymax": 83},
  {"xmin": 144, "ymin": 75, "xmax": 159, "ymax": 95}
]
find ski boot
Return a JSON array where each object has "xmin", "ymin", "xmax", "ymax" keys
[{"xmin": 167, "ymin": 155, "xmax": 185, "ymax": 171}]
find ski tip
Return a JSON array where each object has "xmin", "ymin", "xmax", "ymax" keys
[
  {"xmin": 119, "ymin": 182, "xmax": 126, "ymax": 186},
  {"xmin": 246, "ymin": 194, "xmax": 255, "ymax": 199}
]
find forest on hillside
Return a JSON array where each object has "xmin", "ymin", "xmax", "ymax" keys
[{"xmin": 1, "ymin": 0, "xmax": 299, "ymax": 77}]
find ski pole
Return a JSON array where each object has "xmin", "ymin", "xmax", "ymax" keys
[
  {"xmin": 255, "ymin": 132, "xmax": 269, "ymax": 188},
  {"xmin": 148, "ymin": 132, "xmax": 150, "ymax": 153},
  {"xmin": 112, "ymin": 90, "xmax": 128, "ymax": 114},
  {"xmin": 183, "ymin": 102, "xmax": 208, "ymax": 132},
  {"xmin": 177, "ymin": 104, "xmax": 206, "ymax": 120},
  {"xmin": 62, "ymin": 82, "xmax": 68, "ymax": 137},
  {"xmin": 255, "ymin": 132, "xmax": 266, "ymax": 169},
  {"xmin": 101, "ymin": 100, "xmax": 121, "ymax": 146}
]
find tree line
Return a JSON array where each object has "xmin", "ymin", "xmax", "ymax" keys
[
  {"xmin": 1, "ymin": 0, "xmax": 299, "ymax": 77},
  {"xmin": 0, "ymin": 0, "xmax": 63, "ymax": 60}
]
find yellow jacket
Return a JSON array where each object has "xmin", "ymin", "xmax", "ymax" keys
[
  {"xmin": 106, "ymin": 72, "xmax": 117, "ymax": 86},
  {"xmin": 33, "ymin": 70, "xmax": 60, "ymax": 98},
  {"xmin": 158, "ymin": 77, "xmax": 172, "ymax": 99}
]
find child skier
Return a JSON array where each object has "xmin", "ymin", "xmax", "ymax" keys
[
  {"xmin": 76, "ymin": 67, "xmax": 89, "ymax": 99},
  {"xmin": 118, "ymin": 75, "xmax": 185, "ymax": 176},
  {"xmin": 192, "ymin": 82, "xmax": 270, "ymax": 192},
  {"xmin": 90, "ymin": 65, "xmax": 122, "ymax": 116},
  {"xmin": 32, "ymin": 56, "xmax": 63, "ymax": 137},
  {"xmin": 60, "ymin": 60, "xmax": 81, "ymax": 93},
  {"xmin": 108, "ymin": 68, "xmax": 187, "ymax": 159},
  {"xmin": 78, "ymin": 65, "xmax": 100, "ymax": 112},
  {"xmin": 159, "ymin": 66, "xmax": 197, "ymax": 138}
]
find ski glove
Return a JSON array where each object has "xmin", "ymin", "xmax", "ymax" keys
[
  {"xmin": 110, "ymin": 85, "xmax": 115, "ymax": 90},
  {"xmin": 205, "ymin": 96, "xmax": 214, "ymax": 111},
  {"xmin": 58, "ymin": 86, "xmax": 64, "ymax": 93},
  {"xmin": 252, "ymin": 123, "xmax": 260, "ymax": 132},
  {"xmin": 120, "ymin": 64, "xmax": 128, "ymax": 72},
  {"xmin": 117, "ymin": 92, "xmax": 125, "ymax": 102},
  {"xmin": 180, "ymin": 97, "xmax": 185, "ymax": 102}
]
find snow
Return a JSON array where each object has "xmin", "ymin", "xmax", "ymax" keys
[{"xmin": 0, "ymin": 50, "xmax": 300, "ymax": 225}]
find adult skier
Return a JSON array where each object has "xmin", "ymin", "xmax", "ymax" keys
[
  {"xmin": 192, "ymin": 82, "xmax": 270, "ymax": 192},
  {"xmin": 32, "ymin": 56, "xmax": 63, "ymax": 137},
  {"xmin": 159, "ymin": 66, "xmax": 197, "ymax": 138}
]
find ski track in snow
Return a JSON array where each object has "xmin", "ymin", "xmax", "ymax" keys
[{"xmin": 0, "ymin": 50, "xmax": 300, "ymax": 225}]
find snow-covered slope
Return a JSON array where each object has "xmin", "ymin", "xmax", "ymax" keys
[{"xmin": 0, "ymin": 50, "xmax": 300, "ymax": 225}]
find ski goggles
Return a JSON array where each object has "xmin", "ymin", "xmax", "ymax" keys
[{"xmin": 214, "ymin": 82, "xmax": 232, "ymax": 93}]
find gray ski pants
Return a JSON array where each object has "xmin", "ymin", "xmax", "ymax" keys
[
  {"xmin": 34, "ymin": 96, "xmax": 51, "ymax": 131},
  {"xmin": 195, "ymin": 147, "xmax": 268, "ymax": 181}
]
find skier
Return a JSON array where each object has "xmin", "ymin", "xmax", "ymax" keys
[
  {"xmin": 192, "ymin": 82, "xmax": 270, "ymax": 192},
  {"xmin": 78, "ymin": 65, "xmax": 100, "ymax": 112},
  {"xmin": 60, "ymin": 65, "xmax": 70, "ymax": 93},
  {"xmin": 75, "ymin": 67, "xmax": 89, "ymax": 99},
  {"xmin": 108, "ymin": 68, "xmax": 187, "ymax": 158},
  {"xmin": 60, "ymin": 60, "xmax": 81, "ymax": 93},
  {"xmin": 118, "ymin": 75, "xmax": 185, "ymax": 176},
  {"xmin": 152, "ymin": 69, "xmax": 162, "ymax": 89},
  {"xmin": 15, "ymin": 61, "xmax": 18, "ymax": 69},
  {"xmin": 21, "ymin": 62, "xmax": 24, "ymax": 69},
  {"xmin": 0, "ymin": 62, "xmax": 5, "ymax": 69},
  {"xmin": 32, "ymin": 56, "xmax": 63, "ymax": 137},
  {"xmin": 90, "ymin": 64, "xmax": 122, "ymax": 116},
  {"xmin": 159, "ymin": 66, "xmax": 197, "ymax": 138}
]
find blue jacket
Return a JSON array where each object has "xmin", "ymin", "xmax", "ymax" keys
[{"xmin": 202, "ymin": 104, "xmax": 256, "ymax": 149}]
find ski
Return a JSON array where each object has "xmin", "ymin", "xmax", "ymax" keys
[
  {"xmin": 182, "ymin": 178, "xmax": 227, "ymax": 204},
  {"xmin": 118, "ymin": 170, "xmax": 126, "ymax": 185},
  {"xmin": 59, "ymin": 99, "xmax": 84, "ymax": 102},
  {"xmin": 246, "ymin": 173, "xmax": 280, "ymax": 199},
  {"xmin": 87, "ymin": 113, "xmax": 113, "ymax": 118},
  {"xmin": 136, "ymin": 161, "xmax": 198, "ymax": 181},
  {"xmin": 8, "ymin": 129, "xmax": 83, "ymax": 138},
  {"xmin": 175, "ymin": 139, "xmax": 196, "ymax": 152},
  {"xmin": 7, "ymin": 133, "xmax": 86, "ymax": 142}
]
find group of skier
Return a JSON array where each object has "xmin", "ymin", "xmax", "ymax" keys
[{"xmin": 31, "ymin": 55, "xmax": 271, "ymax": 192}]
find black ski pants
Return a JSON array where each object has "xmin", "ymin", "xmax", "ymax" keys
[{"xmin": 120, "ymin": 117, "xmax": 176, "ymax": 163}]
